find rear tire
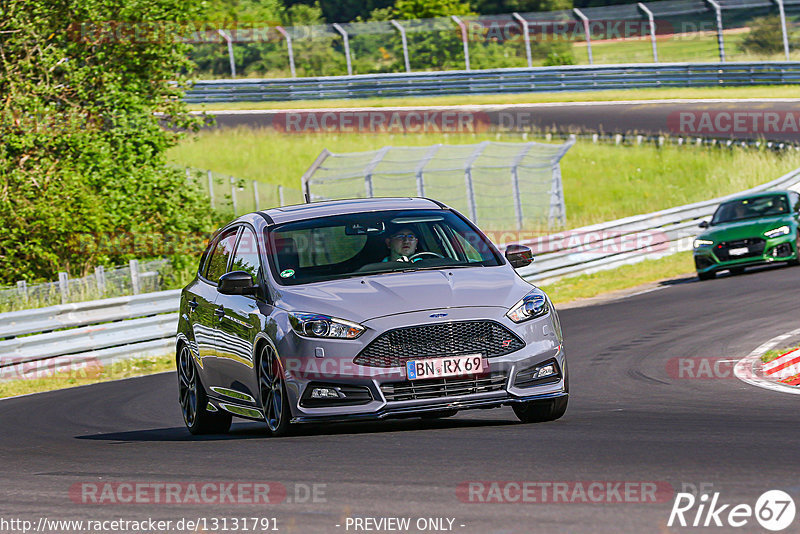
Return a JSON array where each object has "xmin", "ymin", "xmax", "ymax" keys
[
  {"xmin": 697, "ymin": 270, "xmax": 715, "ymax": 281},
  {"xmin": 178, "ymin": 344, "xmax": 232, "ymax": 435}
]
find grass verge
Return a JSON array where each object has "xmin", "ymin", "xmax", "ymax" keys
[
  {"xmin": 187, "ymin": 85, "xmax": 792, "ymax": 112},
  {"xmin": 540, "ymin": 252, "xmax": 694, "ymax": 305},
  {"xmin": 0, "ymin": 353, "xmax": 174, "ymax": 399}
]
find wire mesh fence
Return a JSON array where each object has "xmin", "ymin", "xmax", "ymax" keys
[
  {"xmin": 301, "ymin": 138, "xmax": 575, "ymax": 230},
  {"xmin": 187, "ymin": 0, "xmax": 800, "ymax": 79},
  {"xmin": 0, "ymin": 260, "xmax": 171, "ymax": 313},
  {"xmin": 184, "ymin": 168, "xmax": 304, "ymax": 218}
]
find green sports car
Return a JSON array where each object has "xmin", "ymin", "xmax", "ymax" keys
[{"xmin": 694, "ymin": 190, "xmax": 800, "ymax": 280}]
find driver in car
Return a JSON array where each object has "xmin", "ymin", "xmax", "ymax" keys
[{"xmin": 383, "ymin": 226, "xmax": 419, "ymax": 262}]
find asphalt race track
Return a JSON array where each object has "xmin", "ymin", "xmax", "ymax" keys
[
  {"xmin": 207, "ymin": 100, "xmax": 800, "ymax": 143},
  {"xmin": 2, "ymin": 264, "xmax": 800, "ymax": 533}
]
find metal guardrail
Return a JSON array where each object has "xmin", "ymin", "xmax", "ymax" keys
[
  {"xmin": 186, "ymin": 62, "xmax": 800, "ymax": 103},
  {"xmin": 0, "ymin": 291, "xmax": 180, "ymax": 381}
]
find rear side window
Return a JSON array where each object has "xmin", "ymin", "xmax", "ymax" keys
[
  {"xmin": 230, "ymin": 227, "xmax": 262, "ymax": 285},
  {"xmin": 205, "ymin": 228, "xmax": 239, "ymax": 283}
]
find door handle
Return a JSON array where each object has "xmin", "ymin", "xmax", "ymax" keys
[
  {"xmin": 214, "ymin": 306, "xmax": 225, "ymax": 318},
  {"xmin": 188, "ymin": 299, "xmax": 198, "ymax": 312}
]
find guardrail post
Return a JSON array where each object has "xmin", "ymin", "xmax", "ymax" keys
[
  {"xmin": 463, "ymin": 142, "xmax": 488, "ymax": 223},
  {"xmin": 253, "ymin": 180, "xmax": 260, "ymax": 211},
  {"xmin": 451, "ymin": 16, "xmax": 471, "ymax": 71},
  {"xmin": 129, "ymin": 260, "xmax": 140, "ymax": 295},
  {"xmin": 637, "ymin": 3, "xmax": 659, "ymax": 62},
  {"xmin": 95, "ymin": 266, "xmax": 105, "ymax": 296},
  {"xmin": 279, "ymin": 185, "xmax": 285, "ymax": 207},
  {"xmin": 390, "ymin": 20, "xmax": 411, "ymax": 73},
  {"xmin": 773, "ymin": 0, "xmax": 791, "ymax": 60},
  {"xmin": 58, "ymin": 272, "xmax": 69, "ymax": 304},
  {"xmin": 573, "ymin": 8, "xmax": 594, "ymax": 65},
  {"xmin": 512, "ymin": 13, "xmax": 533, "ymax": 68},
  {"xmin": 230, "ymin": 176, "xmax": 238, "ymax": 214},
  {"xmin": 217, "ymin": 29, "xmax": 236, "ymax": 78},
  {"xmin": 17, "ymin": 280, "xmax": 27, "ymax": 303},
  {"xmin": 511, "ymin": 143, "xmax": 535, "ymax": 230},
  {"xmin": 207, "ymin": 170, "xmax": 215, "ymax": 208},
  {"xmin": 704, "ymin": 0, "xmax": 726, "ymax": 62},
  {"xmin": 332, "ymin": 23, "xmax": 353, "ymax": 76},
  {"xmin": 275, "ymin": 26, "xmax": 297, "ymax": 78}
]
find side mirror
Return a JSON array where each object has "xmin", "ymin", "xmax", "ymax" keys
[
  {"xmin": 218, "ymin": 271, "xmax": 257, "ymax": 295},
  {"xmin": 505, "ymin": 244, "xmax": 534, "ymax": 268},
  {"xmin": 698, "ymin": 220, "xmax": 709, "ymax": 229}
]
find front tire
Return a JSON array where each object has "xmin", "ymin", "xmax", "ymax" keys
[
  {"xmin": 513, "ymin": 396, "xmax": 568, "ymax": 423},
  {"xmin": 258, "ymin": 343, "xmax": 292, "ymax": 437},
  {"xmin": 178, "ymin": 344, "xmax": 232, "ymax": 435},
  {"xmin": 697, "ymin": 270, "xmax": 715, "ymax": 281}
]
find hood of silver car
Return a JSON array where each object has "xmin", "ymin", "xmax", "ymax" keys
[{"xmin": 273, "ymin": 265, "xmax": 533, "ymax": 323}]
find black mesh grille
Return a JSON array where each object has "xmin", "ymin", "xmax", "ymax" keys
[
  {"xmin": 714, "ymin": 238, "xmax": 765, "ymax": 262},
  {"xmin": 354, "ymin": 320, "xmax": 524, "ymax": 368},
  {"xmin": 380, "ymin": 372, "xmax": 508, "ymax": 402}
]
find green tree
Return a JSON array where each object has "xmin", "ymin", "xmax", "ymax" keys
[
  {"xmin": 740, "ymin": 15, "xmax": 793, "ymax": 55},
  {"xmin": 0, "ymin": 0, "xmax": 215, "ymax": 284}
]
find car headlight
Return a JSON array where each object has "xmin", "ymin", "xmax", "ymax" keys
[
  {"xmin": 506, "ymin": 289, "xmax": 550, "ymax": 323},
  {"xmin": 764, "ymin": 225, "xmax": 791, "ymax": 238},
  {"xmin": 289, "ymin": 313, "xmax": 365, "ymax": 339},
  {"xmin": 693, "ymin": 239, "xmax": 714, "ymax": 249}
]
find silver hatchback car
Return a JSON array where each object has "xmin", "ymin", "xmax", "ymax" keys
[{"xmin": 176, "ymin": 198, "xmax": 568, "ymax": 436}]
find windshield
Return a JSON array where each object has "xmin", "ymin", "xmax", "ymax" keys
[
  {"xmin": 711, "ymin": 194, "xmax": 789, "ymax": 225},
  {"xmin": 267, "ymin": 209, "xmax": 502, "ymax": 285}
]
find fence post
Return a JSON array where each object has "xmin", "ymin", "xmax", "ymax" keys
[
  {"xmin": 512, "ymin": 13, "xmax": 532, "ymax": 68},
  {"xmin": 705, "ymin": 0, "xmax": 726, "ymax": 62},
  {"xmin": 16, "ymin": 280, "xmax": 27, "ymax": 303},
  {"xmin": 217, "ymin": 29, "xmax": 236, "ymax": 77},
  {"xmin": 415, "ymin": 145, "xmax": 441, "ymax": 197},
  {"xmin": 95, "ymin": 265, "xmax": 105, "ymax": 296},
  {"xmin": 129, "ymin": 259, "xmax": 140, "ymax": 295},
  {"xmin": 58, "ymin": 272, "xmax": 69, "ymax": 304},
  {"xmin": 275, "ymin": 26, "xmax": 297, "ymax": 78},
  {"xmin": 253, "ymin": 180, "xmax": 260, "ymax": 211},
  {"xmin": 390, "ymin": 20, "xmax": 411, "ymax": 73},
  {"xmin": 637, "ymin": 3, "xmax": 659, "ymax": 62},
  {"xmin": 207, "ymin": 170, "xmax": 215, "ymax": 208},
  {"xmin": 332, "ymin": 23, "xmax": 353, "ymax": 76},
  {"xmin": 363, "ymin": 146, "xmax": 391, "ymax": 198},
  {"xmin": 451, "ymin": 16, "xmax": 471, "ymax": 71},
  {"xmin": 510, "ymin": 143, "xmax": 535, "ymax": 231},
  {"xmin": 463, "ymin": 142, "xmax": 489, "ymax": 223},
  {"xmin": 230, "ymin": 176, "xmax": 238, "ymax": 215},
  {"xmin": 573, "ymin": 8, "xmax": 594, "ymax": 65},
  {"xmin": 301, "ymin": 149, "xmax": 332, "ymax": 202},
  {"xmin": 548, "ymin": 135, "xmax": 576, "ymax": 227},
  {"xmin": 774, "ymin": 0, "xmax": 791, "ymax": 60}
]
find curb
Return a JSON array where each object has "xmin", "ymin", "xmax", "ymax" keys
[{"xmin": 734, "ymin": 327, "xmax": 800, "ymax": 395}]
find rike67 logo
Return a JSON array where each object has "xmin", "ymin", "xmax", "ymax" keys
[{"xmin": 668, "ymin": 490, "xmax": 796, "ymax": 531}]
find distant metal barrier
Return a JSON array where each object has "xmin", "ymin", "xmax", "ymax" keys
[{"xmin": 185, "ymin": 62, "xmax": 800, "ymax": 103}]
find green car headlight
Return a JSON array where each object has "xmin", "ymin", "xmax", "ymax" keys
[
  {"xmin": 764, "ymin": 225, "xmax": 791, "ymax": 238},
  {"xmin": 693, "ymin": 239, "xmax": 714, "ymax": 249}
]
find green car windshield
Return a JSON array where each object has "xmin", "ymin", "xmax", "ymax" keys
[
  {"xmin": 711, "ymin": 194, "xmax": 789, "ymax": 225},
  {"xmin": 267, "ymin": 210, "xmax": 503, "ymax": 285}
]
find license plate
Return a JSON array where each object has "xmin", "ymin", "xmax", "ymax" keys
[
  {"xmin": 728, "ymin": 247, "xmax": 749, "ymax": 256},
  {"xmin": 406, "ymin": 354, "xmax": 488, "ymax": 380}
]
